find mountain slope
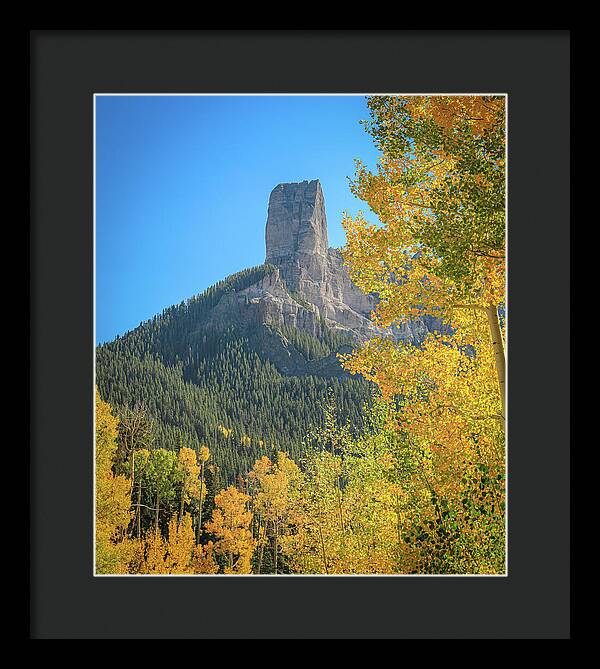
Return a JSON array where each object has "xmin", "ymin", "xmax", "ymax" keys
[{"xmin": 96, "ymin": 180, "xmax": 436, "ymax": 481}]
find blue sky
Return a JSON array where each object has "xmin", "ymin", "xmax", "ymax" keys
[{"xmin": 96, "ymin": 95, "xmax": 381, "ymax": 344}]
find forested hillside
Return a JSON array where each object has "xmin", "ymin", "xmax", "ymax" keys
[{"xmin": 96, "ymin": 264, "xmax": 372, "ymax": 480}]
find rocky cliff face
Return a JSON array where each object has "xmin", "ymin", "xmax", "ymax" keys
[
  {"xmin": 208, "ymin": 179, "xmax": 436, "ymax": 374},
  {"xmin": 266, "ymin": 180, "xmax": 329, "ymax": 262},
  {"xmin": 262, "ymin": 180, "xmax": 381, "ymax": 340}
]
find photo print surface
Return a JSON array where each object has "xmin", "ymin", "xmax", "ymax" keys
[{"xmin": 95, "ymin": 94, "xmax": 506, "ymax": 576}]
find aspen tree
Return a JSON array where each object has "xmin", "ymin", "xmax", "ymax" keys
[
  {"xmin": 117, "ymin": 403, "xmax": 154, "ymax": 483},
  {"xmin": 342, "ymin": 95, "xmax": 506, "ymax": 421},
  {"xmin": 132, "ymin": 448, "xmax": 150, "ymax": 539},
  {"xmin": 146, "ymin": 449, "xmax": 178, "ymax": 538},
  {"xmin": 196, "ymin": 445, "xmax": 210, "ymax": 543},
  {"xmin": 205, "ymin": 486, "xmax": 255, "ymax": 574},
  {"xmin": 176, "ymin": 447, "xmax": 201, "ymax": 524},
  {"xmin": 95, "ymin": 388, "xmax": 134, "ymax": 573},
  {"xmin": 249, "ymin": 452, "xmax": 303, "ymax": 574}
]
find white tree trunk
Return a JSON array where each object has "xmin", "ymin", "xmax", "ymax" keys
[{"xmin": 485, "ymin": 304, "xmax": 506, "ymax": 424}]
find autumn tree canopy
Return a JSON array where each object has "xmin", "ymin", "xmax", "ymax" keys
[{"xmin": 342, "ymin": 95, "xmax": 506, "ymax": 419}]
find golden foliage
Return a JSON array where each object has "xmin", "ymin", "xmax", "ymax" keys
[
  {"xmin": 343, "ymin": 94, "xmax": 505, "ymax": 326},
  {"xmin": 217, "ymin": 425, "xmax": 233, "ymax": 439},
  {"xmin": 141, "ymin": 513, "xmax": 197, "ymax": 574},
  {"xmin": 95, "ymin": 388, "xmax": 134, "ymax": 574},
  {"xmin": 342, "ymin": 94, "xmax": 506, "ymax": 417},
  {"xmin": 332, "ymin": 95, "xmax": 507, "ymax": 573},
  {"xmin": 177, "ymin": 446, "xmax": 202, "ymax": 513},
  {"xmin": 249, "ymin": 452, "xmax": 304, "ymax": 574},
  {"xmin": 193, "ymin": 540, "xmax": 220, "ymax": 574},
  {"xmin": 205, "ymin": 486, "xmax": 255, "ymax": 574}
]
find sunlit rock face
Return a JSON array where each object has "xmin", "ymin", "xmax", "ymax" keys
[
  {"xmin": 262, "ymin": 179, "xmax": 432, "ymax": 343},
  {"xmin": 208, "ymin": 180, "xmax": 439, "ymax": 374},
  {"xmin": 266, "ymin": 180, "xmax": 329, "ymax": 263},
  {"xmin": 263, "ymin": 180, "xmax": 377, "ymax": 338}
]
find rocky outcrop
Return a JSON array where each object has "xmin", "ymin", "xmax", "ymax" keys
[
  {"xmin": 206, "ymin": 179, "xmax": 437, "ymax": 373},
  {"xmin": 262, "ymin": 180, "xmax": 383, "ymax": 341},
  {"xmin": 210, "ymin": 265, "xmax": 322, "ymax": 337},
  {"xmin": 266, "ymin": 180, "xmax": 329, "ymax": 262}
]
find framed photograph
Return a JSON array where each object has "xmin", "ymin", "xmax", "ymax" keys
[{"xmin": 30, "ymin": 30, "xmax": 570, "ymax": 638}]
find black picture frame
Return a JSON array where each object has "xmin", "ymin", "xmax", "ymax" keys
[{"xmin": 30, "ymin": 30, "xmax": 570, "ymax": 639}]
